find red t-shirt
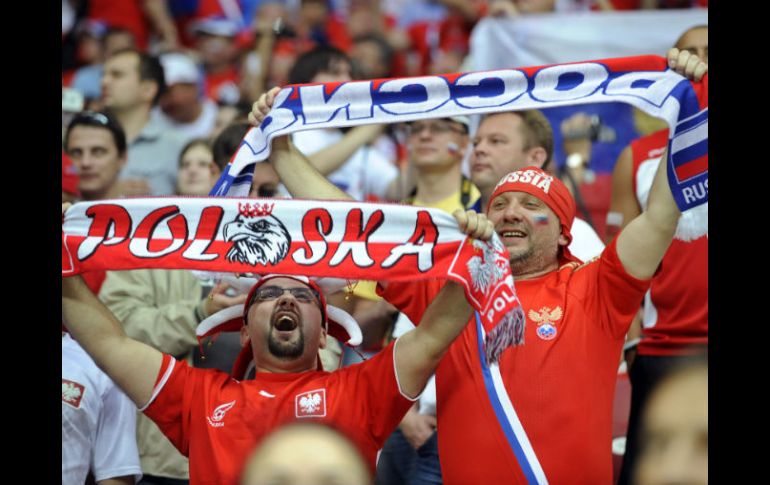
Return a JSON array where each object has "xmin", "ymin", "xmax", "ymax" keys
[
  {"xmin": 143, "ymin": 342, "xmax": 413, "ymax": 485},
  {"xmin": 379, "ymin": 239, "xmax": 649, "ymax": 484},
  {"xmin": 631, "ymin": 129, "xmax": 708, "ymax": 355}
]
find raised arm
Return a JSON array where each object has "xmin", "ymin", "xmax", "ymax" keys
[
  {"xmin": 615, "ymin": 148, "xmax": 679, "ymax": 280},
  {"xmin": 62, "ymin": 206, "xmax": 162, "ymax": 407},
  {"xmin": 249, "ymin": 87, "xmax": 352, "ymax": 200},
  {"xmin": 394, "ymin": 210, "xmax": 494, "ymax": 398},
  {"xmin": 63, "ymin": 274, "xmax": 163, "ymax": 407},
  {"xmin": 614, "ymin": 49, "xmax": 706, "ymax": 278}
]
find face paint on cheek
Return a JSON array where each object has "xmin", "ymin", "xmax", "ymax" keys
[
  {"xmin": 446, "ymin": 142, "xmax": 460, "ymax": 155},
  {"xmin": 534, "ymin": 214, "xmax": 549, "ymax": 225}
]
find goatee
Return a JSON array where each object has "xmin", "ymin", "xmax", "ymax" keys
[{"xmin": 268, "ymin": 329, "xmax": 305, "ymax": 359}]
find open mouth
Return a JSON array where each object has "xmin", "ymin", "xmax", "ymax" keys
[{"xmin": 273, "ymin": 312, "xmax": 299, "ymax": 332}]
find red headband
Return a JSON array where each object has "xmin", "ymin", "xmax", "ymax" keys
[{"xmin": 487, "ymin": 167, "xmax": 580, "ymax": 265}]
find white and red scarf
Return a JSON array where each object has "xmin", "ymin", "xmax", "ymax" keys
[
  {"xmin": 62, "ymin": 198, "xmax": 523, "ymax": 364},
  {"xmin": 212, "ymin": 55, "xmax": 708, "ymax": 239}
]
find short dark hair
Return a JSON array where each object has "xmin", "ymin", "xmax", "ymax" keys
[
  {"xmin": 64, "ymin": 111, "xmax": 127, "ymax": 155},
  {"xmin": 517, "ymin": 110, "xmax": 554, "ymax": 169},
  {"xmin": 288, "ymin": 46, "xmax": 351, "ymax": 84},
  {"xmin": 109, "ymin": 48, "xmax": 167, "ymax": 105},
  {"xmin": 178, "ymin": 138, "xmax": 212, "ymax": 167},
  {"xmin": 212, "ymin": 122, "xmax": 251, "ymax": 170},
  {"xmin": 481, "ymin": 110, "xmax": 554, "ymax": 169},
  {"xmin": 352, "ymin": 33, "xmax": 395, "ymax": 76}
]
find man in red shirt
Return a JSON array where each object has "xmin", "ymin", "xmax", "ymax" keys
[
  {"xmin": 62, "ymin": 246, "xmax": 489, "ymax": 484},
  {"xmin": 608, "ymin": 27, "xmax": 709, "ymax": 485},
  {"xmin": 247, "ymin": 48, "xmax": 705, "ymax": 483}
]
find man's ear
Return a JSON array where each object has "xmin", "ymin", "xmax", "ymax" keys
[
  {"xmin": 240, "ymin": 325, "xmax": 250, "ymax": 348},
  {"xmin": 526, "ymin": 147, "xmax": 548, "ymax": 168},
  {"xmin": 318, "ymin": 325, "xmax": 328, "ymax": 350},
  {"xmin": 558, "ymin": 233, "xmax": 569, "ymax": 247},
  {"xmin": 140, "ymin": 80, "xmax": 159, "ymax": 105}
]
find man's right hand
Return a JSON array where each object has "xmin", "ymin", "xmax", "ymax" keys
[
  {"xmin": 399, "ymin": 406, "xmax": 437, "ymax": 450},
  {"xmin": 249, "ymin": 86, "xmax": 289, "ymax": 152},
  {"xmin": 453, "ymin": 209, "xmax": 494, "ymax": 241}
]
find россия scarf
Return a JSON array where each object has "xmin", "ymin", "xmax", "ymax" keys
[{"xmin": 213, "ymin": 55, "xmax": 708, "ymax": 239}]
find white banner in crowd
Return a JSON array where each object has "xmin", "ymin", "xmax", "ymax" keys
[{"xmin": 470, "ymin": 10, "xmax": 708, "ymax": 71}]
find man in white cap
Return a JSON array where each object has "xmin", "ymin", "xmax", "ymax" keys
[
  {"xmin": 153, "ymin": 52, "xmax": 219, "ymax": 142},
  {"xmin": 62, "ymin": 206, "xmax": 493, "ymax": 485}
]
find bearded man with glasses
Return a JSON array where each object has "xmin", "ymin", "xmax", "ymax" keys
[{"xmin": 62, "ymin": 201, "xmax": 495, "ymax": 485}]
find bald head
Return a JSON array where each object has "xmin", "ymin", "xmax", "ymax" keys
[
  {"xmin": 675, "ymin": 25, "xmax": 708, "ymax": 64},
  {"xmin": 241, "ymin": 422, "xmax": 372, "ymax": 485}
]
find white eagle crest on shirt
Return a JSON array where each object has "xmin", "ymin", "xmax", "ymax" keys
[
  {"xmin": 299, "ymin": 393, "xmax": 322, "ymax": 414},
  {"xmin": 467, "ymin": 238, "xmax": 508, "ymax": 295},
  {"xmin": 62, "ymin": 381, "xmax": 82, "ymax": 404}
]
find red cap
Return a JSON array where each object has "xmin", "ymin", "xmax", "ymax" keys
[
  {"xmin": 487, "ymin": 166, "xmax": 580, "ymax": 265},
  {"xmin": 196, "ymin": 274, "xmax": 362, "ymax": 379},
  {"xmin": 62, "ymin": 151, "xmax": 80, "ymax": 197}
]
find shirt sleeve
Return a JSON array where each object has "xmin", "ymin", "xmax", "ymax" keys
[
  {"xmin": 341, "ymin": 341, "xmax": 416, "ymax": 445},
  {"xmin": 99, "ymin": 270, "xmax": 201, "ymax": 357},
  {"xmin": 91, "ymin": 378, "xmax": 143, "ymax": 483},
  {"xmin": 583, "ymin": 237, "xmax": 652, "ymax": 340},
  {"xmin": 376, "ymin": 279, "xmax": 445, "ymax": 327},
  {"xmin": 141, "ymin": 354, "xmax": 199, "ymax": 456}
]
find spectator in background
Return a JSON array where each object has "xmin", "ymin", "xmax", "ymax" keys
[
  {"xmin": 377, "ymin": 115, "xmax": 479, "ymax": 485},
  {"xmin": 190, "ymin": 17, "xmax": 243, "ymax": 105},
  {"xmin": 613, "ymin": 31, "xmax": 708, "ymax": 485},
  {"xmin": 175, "ymin": 138, "xmax": 218, "ymax": 196},
  {"xmin": 632, "ymin": 357, "xmax": 707, "ymax": 485},
  {"xmin": 85, "ymin": 0, "xmax": 179, "ymax": 52},
  {"xmin": 64, "ymin": 110, "xmax": 126, "ymax": 203},
  {"xmin": 287, "ymin": 46, "xmax": 400, "ymax": 202},
  {"xmin": 63, "ymin": 110, "xmax": 128, "ymax": 294},
  {"xmin": 102, "ymin": 48, "xmax": 187, "ymax": 196},
  {"xmin": 211, "ymin": 100, "xmax": 252, "ymax": 139},
  {"xmin": 63, "ymin": 332, "xmax": 142, "ymax": 485},
  {"xmin": 350, "ymin": 33, "xmax": 395, "ymax": 79},
  {"xmin": 154, "ymin": 52, "xmax": 219, "ymax": 142},
  {"xmin": 240, "ymin": 422, "xmax": 373, "ymax": 485},
  {"xmin": 471, "ymin": 110, "xmax": 605, "ymax": 262},
  {"xmin": 296, "ymin": 0, "xmax": 352, "ymax": 51},
  {"xmin": 61, "ymin": 149, "xmax": 142, "ymax": 485},
  {"xmin": 99, "ymin": 129, "xmax": 249, "ymax": 485},
  {"xmin": 71, "ymin": 26, "xmax": 137, "ymax": 107}
]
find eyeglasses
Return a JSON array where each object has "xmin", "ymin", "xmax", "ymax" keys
[
  {"xmin": 251, "ymin": 285, "xmax": 320, "ymax": 304},
  {"xmin": 405, "ymin": 121, "xmax": 467, "ymax": 137},
  {"xmin": 72, "ymin": 111, "xmax": 110, "ymax": 126}
]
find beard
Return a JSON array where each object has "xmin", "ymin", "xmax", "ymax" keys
[
  {"xmin": 267, "ymin": 328, "xmax": 305, "ymax": 359},
  {"xmin": 507, "ymin": 240, "xmax": 560, "ymax": 276}
]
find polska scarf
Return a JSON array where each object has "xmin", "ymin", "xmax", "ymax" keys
[
  {"xmin": 62, "ymin": 198, "xmax": 524, "ymax": 364},
  {"xmin": 212, "ymin": 55, "xmax": 708, "ymax": 239}
]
